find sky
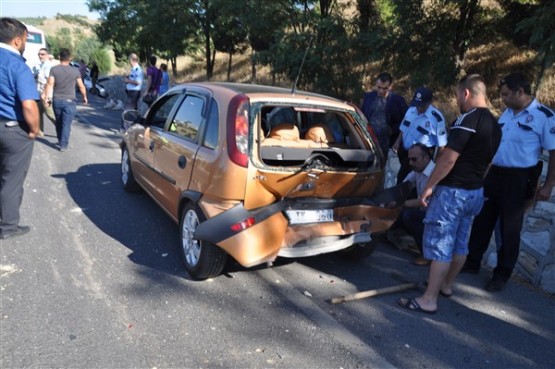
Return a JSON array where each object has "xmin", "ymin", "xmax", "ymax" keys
[{"xmin": 0, "ymin": 0, "xmax": 99, "ymax": 20}]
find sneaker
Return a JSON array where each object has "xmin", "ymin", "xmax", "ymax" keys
[
  {"xmin": 112, "ymin": 100, "xmax": 124, "ymax": 110},
  {"xmin": 59, "ymin": 146, "xmax": 68, "ymax": 152},
  {"xmin": 0, "ymin": 225, "xmax": 31, "ymax": 239},
  {"xmin": 104, "ymin": 99, "xmax": 115, "ymax": 109},
  {"xmin": 485, "ymin": 278, "xmax": 506, "ymax": 292}
]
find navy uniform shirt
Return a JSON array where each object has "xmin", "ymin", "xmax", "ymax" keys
[
  {"xmin": 399, "ymin": 105, "xmax": 447, "ymax": 150},
  {"xmin": 0, "ymin": 43, "xmax": 39, "ymax": 121},
  {"xmin": 493, "ymin": 99, "xmax": 555, "ymax": 168}
]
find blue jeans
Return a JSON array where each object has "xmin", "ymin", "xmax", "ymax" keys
[
  {"xmin": 52, "ymin": 98, "xmax": 77, "ymax": 149},
  {"xmin": 423, "ymin": 185, "xmax": 485, "ymax": 262}
]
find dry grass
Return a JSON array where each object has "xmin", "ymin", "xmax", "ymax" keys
[{"xmin": 168, "ymin": 41, "xmax": 553, "ymax": 124}]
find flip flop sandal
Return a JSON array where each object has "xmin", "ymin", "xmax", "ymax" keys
[
  {"xmin": 420, "ymin": 281, "xmax": 453, "ymax": 298},
  {"xmin": 397, "ymin": 298, "xmax": 437, "ymax": 315}
]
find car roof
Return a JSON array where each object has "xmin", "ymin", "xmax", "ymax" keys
[{"xmin": 172, "ymin": 82, "xmax": 345, "ymax": 103}]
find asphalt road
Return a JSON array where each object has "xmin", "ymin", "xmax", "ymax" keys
[{"xmin": 1, "ymin": 94, "xmax": 554, "ymax": 369}]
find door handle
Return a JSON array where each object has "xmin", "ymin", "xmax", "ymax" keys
[{"xmin": 178, "ymin": 156, "xmax": 187, "ymax": 169}]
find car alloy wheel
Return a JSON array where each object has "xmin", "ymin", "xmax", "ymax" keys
[
  {"xmin": 180, "ymin": 204, "xmax": 227, "ymax": 280},
  {"xmin": 182, "ymin": 208, "xmax": 201, "ymax": 267},
  {"xmin": 121, "ymin": 147, "xmax": 139, "ymax": 192}
]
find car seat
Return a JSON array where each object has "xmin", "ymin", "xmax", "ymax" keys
[{"xmin": 305, "ymin": 123, "xmax": 335, "ymax": 145}]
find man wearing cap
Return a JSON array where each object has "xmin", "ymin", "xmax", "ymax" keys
[
  {"xmin": 462, "ymin": 72, "xmax": 555, "ymax": 292},
  {"xmin": 360, "ymin": 72, "xmax": 408, "ymax": 156},
  {"xmin": 392, "ymin": 87, "xmax": 447, "ymax": 183}
]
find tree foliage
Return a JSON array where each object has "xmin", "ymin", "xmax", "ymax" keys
[{"xmin": 86, "ymin": 0, "xmax": 554, "ymax": 100}]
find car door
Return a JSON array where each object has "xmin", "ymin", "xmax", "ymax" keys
[
  {"xmin": 131, "ymin": 92, "xmax": 183, "ymax": 196},
  {"xmin": 151, "ymin": 92, "xmax": 208, "ymax": 220}
]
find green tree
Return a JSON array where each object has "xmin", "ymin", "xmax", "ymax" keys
[
  {"xmin": 498, "ymin": 0, "xmax": 555, "ymax": 91},
  {"xmin": 48, "ymin": 27, "xmax": 74, "ymax": 58}
]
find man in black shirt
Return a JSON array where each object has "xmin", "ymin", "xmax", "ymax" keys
[{"xmin": 398, "ymin": 75, "xmax": 501, "ymax": 314}]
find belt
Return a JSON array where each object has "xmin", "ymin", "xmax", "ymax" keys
[
  {"xmin": 491, "ymin": 165, "xmax": 534, "ymax": 176},
  {"xmin": 53, "ymin": 98, "xmax": 75, "ymax": 102}
]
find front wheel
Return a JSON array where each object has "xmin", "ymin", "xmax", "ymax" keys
[
  {"xmin": 121, "ymin": 147, "xmax": 140, "ymax": 192},
  {"xmin": 180, "ymin": 203, "xmax": 228, "ymax": 280}
]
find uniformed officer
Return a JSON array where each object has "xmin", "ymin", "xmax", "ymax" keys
[
  {"xmin": 0, "ymin": 18, "xmax": 40, "ymax": 239},
  {"xmin": 392, "ymin": 87, "xmax": 447, "ymax": 183},
  {"xmin": 463, "ymin": 72, "xmax": 555, "ymax": 292}
]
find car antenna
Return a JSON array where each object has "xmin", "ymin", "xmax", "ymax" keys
[{"xmin": 291, "ymin": 35, "xmax": 314, "ymax": 95}]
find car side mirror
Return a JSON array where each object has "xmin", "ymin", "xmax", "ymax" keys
[{"xmin": 122, "ymin": 110, "xmax": 142, "ymax": 125}]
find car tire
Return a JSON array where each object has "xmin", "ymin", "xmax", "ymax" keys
[
  {"xmin": 340, "ymin": 238, "xmax": 379, "ymax": 260},
  {"xmin": 180, "ymin": 203, "xmax": 228, "ymax": 280},
  {"xmin": 121, "ymin": 147, "xmax": 140, "ymax": 192}
]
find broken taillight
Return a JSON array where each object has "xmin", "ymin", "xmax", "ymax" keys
[
  {"xmin": 227, "ymin": 94, "xmax": 249, "ymax": 167},
  {"xmin": 230, "ymin": 217, "xmax": 256, "ymax": 231}
]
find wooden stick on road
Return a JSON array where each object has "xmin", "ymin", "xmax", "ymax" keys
[{"xmin": 329, "ymin": 282, "xmax": 418, "ymax": 304}]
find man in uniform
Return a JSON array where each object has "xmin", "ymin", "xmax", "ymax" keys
[
  {"xmin": 463, "ymin": 72, "xmax": 555, "ymax": 292},
  {"xmin": 398, "ymin": 74, "xmax": 501, "ymax": 314},
  {"xmin": 360, "ymin": 72, "xmax": 408, "ymax": 156},
  {"xmin": 0, "ymin": 17, "xmax": 40, "ymax": 239},
  {"xmin": 392, "ymin": 87, "xmax": 447, "ymax": 183}
]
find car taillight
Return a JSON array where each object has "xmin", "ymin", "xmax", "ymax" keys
[
  {"xmin": 227, "ymin": 95, "xmax": 249, "ymax": 167},
  {"xmin": 230, "ymin": 217, "xmax": 256, "ymax": 231}
]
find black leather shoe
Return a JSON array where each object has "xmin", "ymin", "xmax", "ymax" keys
[
  {"xmin": 0, "ymin": 226, "xmax": 31, "ymax": 240},
  {"xmin": 485, "ymin": 278, "xmax": 506, "ymax": 292}
]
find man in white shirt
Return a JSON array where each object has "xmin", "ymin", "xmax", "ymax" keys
[
  {"xmin": 388, "ymin": 143, "xmax": 435, "ymax": 265},
  {"xmin": 32, "ymin": 47, "xmax": 53, "ymax": 135},
  {"xmin": 123, "ymin": 53, "xmax": 144, "ymax": 111}
]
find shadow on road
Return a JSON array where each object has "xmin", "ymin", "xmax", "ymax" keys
[{"xmin": 62, "ymin": 162, "xmax": 194, "ymax": 279}]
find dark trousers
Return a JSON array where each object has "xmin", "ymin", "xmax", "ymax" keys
[
  {"xmin": 0, "ymin": 123, "xmax": 34, "ymax": 234},
  {"xmin": 125, "ymin": 90, "xmax": 141, "ymax": 110},
  {"xmin": 394, "ymin": 207, "xmax": 426, "ymax": 253},
  {"xmin": 466, "ymin": 168, "xmax": 529, "ymax": 281}
]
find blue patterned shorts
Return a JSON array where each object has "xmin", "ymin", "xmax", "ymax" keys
[{"xmin": 423, "ymin": 185, "xmax": 485, "ymax": 262}]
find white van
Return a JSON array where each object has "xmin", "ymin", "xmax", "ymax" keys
[{"xmin": 23, "ymin": 24, "xmax": 47, "ymax": 69}]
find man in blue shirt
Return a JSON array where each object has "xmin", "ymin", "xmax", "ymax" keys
[
  {"xmin": 0, "ymin": 18, "xmax": 40, "ymax": 239},
  {"xmin": 463, "ymin": 72, "xmax": 555, "ymax": 291},
  {"xmin": 360, "ymin": 72, "xmax": 408, "ymax": 157}
]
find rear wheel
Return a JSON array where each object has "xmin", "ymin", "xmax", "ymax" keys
[
  {"xmin": 180, "ymin": 203, "xmax": 228, "ymax": 280},
  {"xmin": 121, "ymin": 147, "xmax": 140, "ymax": 192}
]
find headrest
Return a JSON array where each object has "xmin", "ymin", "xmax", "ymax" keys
[
  {"xmin": 305, "ymin": 124, "xmax": 335, "ymax": 144},
  {"xmin": 268, "ymin": 123, "xmax": 300, "ymax": 141}
]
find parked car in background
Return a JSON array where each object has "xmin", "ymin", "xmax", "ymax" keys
[
  {"xmin": 120, "ymin": 82, "xmax": 410, "ymax": 279},
  {"xmin": 69, "ymin": 61, "xmax": 108, "ymax": 98}
]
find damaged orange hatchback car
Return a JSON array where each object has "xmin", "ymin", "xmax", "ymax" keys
[{"xmin": 120, "ymin": 82, "xmax": 410, "ymax": 279}]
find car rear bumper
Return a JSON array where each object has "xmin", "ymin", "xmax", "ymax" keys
[{"xmin": 194, "ymin": 182, "xmax": 411, "ymax": 267}]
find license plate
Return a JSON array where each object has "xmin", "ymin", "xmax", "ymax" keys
[{"xmin": 285, "ymin": 209, "xmax": 334, "ymax": 225}]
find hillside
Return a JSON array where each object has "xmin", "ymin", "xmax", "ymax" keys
[{"xmin": 27, "ymin": 15, "xmax": 554, "ymax": 122}]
